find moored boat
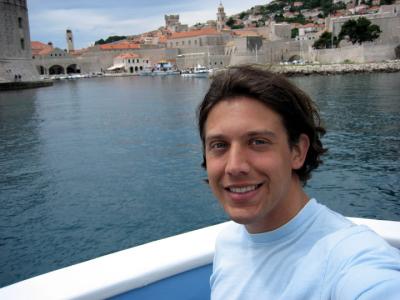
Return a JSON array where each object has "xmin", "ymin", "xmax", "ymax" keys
[
  {"xmin": 140, "ymin": 61, "xmax": 179, "ymax": 76},
  {"xmin": 181, "ymin": 65, "xmax": 210, "ymax": 78}
]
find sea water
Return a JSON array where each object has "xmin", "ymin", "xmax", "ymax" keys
[{"xmin": 0, "ymin": 73, "xmax": 399, "ymax": 287}]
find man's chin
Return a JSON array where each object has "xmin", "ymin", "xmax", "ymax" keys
[{"xmin": 228, "ymin": 213, "xmax": 255, "ymax": 225}]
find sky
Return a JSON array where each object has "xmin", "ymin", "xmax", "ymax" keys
[{"xmin": 27, "ymin": 0, "xmax": 268, "ymax": 50}]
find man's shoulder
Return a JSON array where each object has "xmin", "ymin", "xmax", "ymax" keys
[
  {"xmin": 321, "ymin": 225, "xmax": 400, "ymax": 299},
  {"xmin": 321, "ymin": 225, "xmax": 400, "ymax": 265}
]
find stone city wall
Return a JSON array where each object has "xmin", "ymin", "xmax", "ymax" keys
[
  {"xmin": 331, "ymin": 12, "xmax": 400, "ymax": 44},
  {"xmin": 271, "ymin": 60, "xmax": 400, "ymax": 76},
  {"xmin": 76, "ymin": 47, "xmax": 179, "ymax": 73},
  {"xmin": 313, "ymin": 43, "xmax": 398, "ymax": 63}
]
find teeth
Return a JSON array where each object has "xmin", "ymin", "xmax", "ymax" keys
[{"xmin": 229, "ymin": 185, "xmax": 258, "ymax": 193}]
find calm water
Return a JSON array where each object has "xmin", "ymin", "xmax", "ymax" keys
[{"xmin": 0, "ymin": 73, "xmax": 399, "ymax": 287}]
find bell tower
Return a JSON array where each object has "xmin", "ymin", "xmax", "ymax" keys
[
  {"xmin": 217, "ymin": 2, "xmax": 226, "ymax": 32},
  {"xmin": 66, "ymin": 29, "xmax": 74, "ymax": 52}
]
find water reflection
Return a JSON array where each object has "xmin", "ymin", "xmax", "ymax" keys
[{"xmin": 0, "ymin": 73, "xmax": 399, "ymax": 287}]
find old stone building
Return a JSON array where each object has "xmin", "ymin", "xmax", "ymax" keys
[
  {"xmin": 31, "ymin": 41, "xmax": 81, "ymax": 75},
  {"xmin": 167, "ymin": 28, "xmax": 232, "ymax": 69},
  {"xmin": 107, "ymin": 53, "xmax": 151, "ymax": 73},
  {"xmin": 164, "ymin": 14, "xmax": 188, "ymax": 32},
  {"xmin": 0, "ymin": 0, "xmax": 40, "ymax": 83}
]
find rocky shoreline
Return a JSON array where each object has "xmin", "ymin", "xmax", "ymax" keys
[{"xmin": 270, "ymin": 61, "xmax": 400, "ymax": 76}]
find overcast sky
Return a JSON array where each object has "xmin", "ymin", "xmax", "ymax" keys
[{"xmin": 27, "ymin": 0, "xmax": 268, "ymax": 49}]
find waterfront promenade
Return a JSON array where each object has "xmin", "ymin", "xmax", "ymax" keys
[{"xmin": 272, "ymin": 60, "xmax": 400, "ymax": 76}]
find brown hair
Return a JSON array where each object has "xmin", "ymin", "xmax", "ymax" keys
[{"xmin": 197, "ymin": 65, "xmax": 327, "ymax": 184}]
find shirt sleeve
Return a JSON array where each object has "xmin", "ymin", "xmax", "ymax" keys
[{"xmin": 334, "ymin": 267, "xmax": 400, "ymax": 300}]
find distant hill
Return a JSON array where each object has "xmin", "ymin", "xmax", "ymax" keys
[{"xmin": 94, "ymin": 35, "xmax": 127, "ymax": 45}]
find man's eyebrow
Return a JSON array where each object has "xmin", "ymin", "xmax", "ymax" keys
[
  {"xmin": 247, "ymin": 130, "xmax": 277, "ymax": 138},
  {"xmin": 205, "ymin": 134, "xmax": 225, "ymax": 143},
  {"xmin": 205, "ymin": 131, "xmax": 277, "ymax": 143}
]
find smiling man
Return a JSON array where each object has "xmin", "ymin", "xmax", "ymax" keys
[{"xmin": 197, "ymin": 65, "xmax": 400, "ymax": 299}]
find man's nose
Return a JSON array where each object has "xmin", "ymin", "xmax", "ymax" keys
[{"xmin": 225, "ymin": 144, "xmax": 250, "ymax": 176}]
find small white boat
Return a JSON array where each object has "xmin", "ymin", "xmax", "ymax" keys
[
  {"xmin": 140, "ymin": 62, "xmax": 179, "ymax": 76},
  {"xmin": 181, "ymin": 65, "xmax": 210, "ymax": 78},
  {"xmin": 0, "ymin": 218, "xmax": 399, "ymax": 299}
]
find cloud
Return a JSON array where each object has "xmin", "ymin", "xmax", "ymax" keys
[
  {"xmin": 30, "ymin": 8, "xmax": 164, "ymax": 48},
  {"xmin": 179, "ymin": 9, "xmax": 217, "ymax": 25}
]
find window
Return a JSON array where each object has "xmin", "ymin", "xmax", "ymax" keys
[
  {"xmin": 188, "ymin": 40, "xmax": 191, "ymax": 45},
  {"xmin": 20, "ymin": 38, "xmax": 25, "ymax": 50},
  {"xmin": 182, "ymin": 41, "xmax": 185, "ymax": 45},
  {"xmin": 176, "ymin": 42, "xmax": 178, "ymax": 46},
  {"xmin": 18, "ymin": 17, "xmax": 23, "ymax": 29},
  {"xmin": 137, "ymin": 59, "xmax": 139, "ymax": 63},
  {"xmin": 194, "ymin": 40, "xmax": 197, "ymax": 45}
]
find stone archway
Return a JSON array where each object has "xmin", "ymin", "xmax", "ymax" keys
[
  {"xmin": 66, "ymin": 64, "xmax": 80, "ymax": 74},
  {"xmin": 49, "ymin": 65, "xmax": 65, "ymax": 75},
  {"xmin": 37, "ymin": 65, "xmax": 46, "ymax": 75},
  {"xmin": 288, "ymin": 55, "xmax": 301, "ymax": 62}
]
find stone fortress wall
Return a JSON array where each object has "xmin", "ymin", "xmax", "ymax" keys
[
  {"xmin": 0, "ymin": 0, "xmax": 40, "ymax": 82},
  {"xmin": 329, "ymin": 6, "xmax": 400, "ymax": 45}
]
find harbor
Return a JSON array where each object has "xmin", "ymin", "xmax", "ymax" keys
[
  {"xmin": 1, "ymin": 0, "xmax": 400, "ymax": 295},
  {"xmin": 1, "ymin": 73, "xmax": 399, "ymax": 288}
]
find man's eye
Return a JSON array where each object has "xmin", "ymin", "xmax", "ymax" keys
[
  {"xmin": 210, "ymin": 142, "xmax": 227, "ymax": 149},
  {"xmin": 250, "ymin": 139, "xmax": 269, "ymax": 146}
]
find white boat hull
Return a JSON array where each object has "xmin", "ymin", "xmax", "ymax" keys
[{"xmin": 0, "ymin": 218, "xmax": 399, "ymax": 299}]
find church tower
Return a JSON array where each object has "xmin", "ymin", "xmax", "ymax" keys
[
  {"xmin": 217, "ymin": 2, "xmax": 226, "ymax": 32},
  {"xmin": 66, "ymin": 29, "xmax": 74, "ymax": 53}
]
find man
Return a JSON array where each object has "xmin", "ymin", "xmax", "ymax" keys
[{"xmin": 197, "ymin": 65, "xmax": 400, "ymax": 299}]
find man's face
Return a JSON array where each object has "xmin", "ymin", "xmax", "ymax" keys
[{"xmin": 204, "ymin": 97, "xmax": 308, "ymax": 233}]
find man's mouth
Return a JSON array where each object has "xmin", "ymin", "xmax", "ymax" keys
[{"xmin": 226, "ymin": 183, "xmax": 263, "ymax": 194}]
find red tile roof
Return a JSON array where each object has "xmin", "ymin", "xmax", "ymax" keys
[
  {"xmin": 158, "ymin": 36, "xmax": 167, "ymax": 43},
  {"xmin": 233, "ymin": 30, "xmax": 259, "ymax": 37},
  {"xmin": 100, "ymin": 40, "xmax": 140, "ymax": 50},
  {"xmin": 168, "ymin": 28, "xmax": 220, "ymax": 40},
  {"xmin": 31, "ymin": 41, "xmax": 53, "ymax": 55},
  {"xmin": 115, "ymin": 53, "xmax": 141, "ymax": 59}
]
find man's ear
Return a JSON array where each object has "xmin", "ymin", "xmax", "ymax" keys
[{"xmin": 291, "ymin": 134, "xmax": 310, "ymax": 170}]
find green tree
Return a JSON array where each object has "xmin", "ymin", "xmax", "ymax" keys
[
  {"xmin": 313, "ymin": 31, "xmax": 338, "ymax": 49},
  {"xmin": 239, "ymin": 12, "xmax": 248, "ymax": 19},
  {"xmin": 338, "ymin": 17, "xmax": 381, "ymax": 45},
  {"xmin": 231, "ymin": 24, "xmax": 245, "ymax": 29},
  {"xmin": 291, "ymin": 28, "xmax": 299, "ymax": 39},
  {"xmin": 381, "ymin": 0, "xmax": 394, "ymax": 4},
  {"xmin": 274, "ymin": 13, "xmax": 285, "ymax": 23},
  {"xmin": 95, "ymin": 35, "xmax": 126, "ymax": 45},
  {"xmin": 226, "ymin": 17, "xmax": 235, "ymax": 28},
  {"xmin": 321, "ymin": 0, "xmax": 334, "ymax": 16}
]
